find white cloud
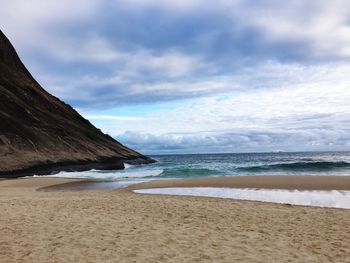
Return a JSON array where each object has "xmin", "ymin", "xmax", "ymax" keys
[
  {"xmin": 85, "ymin": 115, "xmax": 143, "ymax": 121},
  {"xmin": 115, "ymin": 0, "xmax": 350, "ymax": 59},
  {"xmin": 230, "ymin": 0, "xmax": 350, "ymax": 59},
  {"xmin": 89, "ymin": 72, "xmax": 350, "ymax": 149},
  {"xmin": 3, "ymin": 0, "xmax": 350, "ymax": 60},
  {"xmin": 2, "ymin": 0, "xmax": 350, "ymax": 153},
  {"xmin": 37, "ymin": 35, "xmax": 200, "ymax": 75},
  {"xmin": 117, "ymin": 127, "xmax": 350, "ymax": 154},
  {"xmin": 0, "ymin": 0, "xmax": 98, "ymax": 50},
  {"xmin": 49, "ymin": 37, "xmax": 126, "ymax": 63},
  {"xmin": 77, "ymin": 61, "xmax": 350, "ymax": 153},
  {"xmin": 117, "ymin": 0, "xmax": 205, "ymax": 11}
]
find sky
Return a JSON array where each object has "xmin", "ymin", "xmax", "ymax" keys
[{"xmin": 1, "ymin": 0, "xmax": 350, "ymax": 154}]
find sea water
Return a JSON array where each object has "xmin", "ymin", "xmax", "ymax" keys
[
  {"xmin": 46, "ymin": 151, "xmax": 350, "ymax": 208},
  {"xmin": 51, "ymin": 151, "xmax": 350, "ymax": 181}
]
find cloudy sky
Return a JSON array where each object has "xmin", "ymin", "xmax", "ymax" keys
[{"xmin": 1, "ymin": 0, "xmax": 350, "ymax": 154}]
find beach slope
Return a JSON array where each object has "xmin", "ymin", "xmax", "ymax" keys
[{"xmin": 0, "ymin": 177, "xmax": 349, "ymax": 262}]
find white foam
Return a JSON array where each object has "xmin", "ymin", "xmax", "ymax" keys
[
  {"xmin": 134, "ymin": 187, "xmax": 350, "ymax": 209},
  {"xmin": 123, "ymin": 163, "xmax": 134, "ymax": 169},
  {"xmin": 42, "ymin": 169, "xmax": 163, "ymax": 180}
]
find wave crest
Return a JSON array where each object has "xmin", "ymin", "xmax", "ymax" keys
[
  {"xmin": 238, "ymin": 161, "xmax": 350, "ymax": 172},
  {"xmin": 47, "ymin": 169, "xmax": 164, "ymax": 180}
]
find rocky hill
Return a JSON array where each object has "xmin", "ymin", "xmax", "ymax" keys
[{"xmin": 0, "ymin": 30, "xmax": 154, "ymax": 178}]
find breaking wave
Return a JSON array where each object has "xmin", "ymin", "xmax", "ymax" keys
[{"xmin": 237, "ymin": 161, "xmax": 350, "ymax": 173}]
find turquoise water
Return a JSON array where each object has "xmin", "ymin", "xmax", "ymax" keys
[
  {"xmin": 47, "ymin": 152, "xmax": 350, "ymax": 206},
  {"xmin": 51, "ymin": 152, "xmax": 350, "ymax": 182},
  {"xmin": 149, "ymin": 151, "xmax": 350, "ymax": 178}
]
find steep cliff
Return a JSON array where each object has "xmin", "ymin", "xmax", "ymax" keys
[{"xmin": 0, "ymin": 30, "xmax": 154, "ymax": 178}]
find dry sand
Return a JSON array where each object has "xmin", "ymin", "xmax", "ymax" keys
[{"xmin": 1, "ymin": 177, "xmax": 350, "ymax": 263}]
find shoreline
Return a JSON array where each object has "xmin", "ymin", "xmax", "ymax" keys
[
  {"xmin": 37, "ymin": 175, "xmax": 350, "ymax": 192},
  {"xmin": 126, "ymin": 175, "xmax": 350, "ymax": 191}
]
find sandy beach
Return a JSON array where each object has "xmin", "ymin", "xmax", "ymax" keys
[{"xmin": 1, "ymin": 177, "xmax": 350, "ymax": 262}]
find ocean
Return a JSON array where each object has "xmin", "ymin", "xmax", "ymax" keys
[
  {"xmin": 50, "ymin": 151, "xmax": 350, "ymax": 181},
  {"xmin": 46, "ymin": 151, "xmax": 350, "ymax": 208}
]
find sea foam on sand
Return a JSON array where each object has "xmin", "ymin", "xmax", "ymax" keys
[{"xmin": 134, "ymin": 187, "xmax": 350, "ymax": 209}]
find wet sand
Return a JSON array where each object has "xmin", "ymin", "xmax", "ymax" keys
[
  {"xmin": 0, "ymin": 177, "xmax": 350, "ymax": 262},
  {"xmin": 127, "ymin": 175, "xmax": 350, "ymax": 191},
  {"xmin": 40, "ymin": 175, "xmax": 350, "ymax": 191}
]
